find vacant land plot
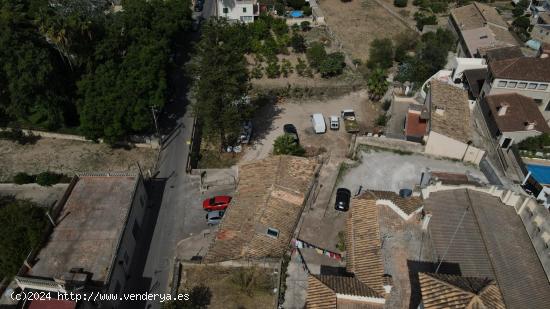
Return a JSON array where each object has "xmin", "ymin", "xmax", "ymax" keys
[
  {"xmin": 0, "ymin": 138, "xmax": 156, "ymax": 181},
  {"xmin": 180, "ymin": 265, "xmax": 277, "ymax": 309},
  {"xmin": 318, "ymin": 0, "xmax": 413, "ymax": 60},
  {"xmin": 241, "ymin": 90, "xmax": 379, "ymax": 162}
]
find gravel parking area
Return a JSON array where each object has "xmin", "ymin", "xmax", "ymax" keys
[
  {"xmin": 241, "ymin": 90, "xmax": 379, "ymax": 162},
  {"xmin": 339, "ymin": 149, "xmax": 488, "ymax": 193}
]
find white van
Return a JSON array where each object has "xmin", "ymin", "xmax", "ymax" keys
[{"xmin": 311, "ymin": 113, "xmax": 326, "ymax": 134}]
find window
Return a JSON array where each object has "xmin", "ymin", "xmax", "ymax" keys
[
  {"xmin": 537, "ymin": 84, "xmax": 548, "ymax": 90},
  {"xmin": 243, "ymin": 7, "xmax": 247, "ymax": 13},
  {"xmin": 517, "ymin": 82, "xmax": 527, "ymax": 89},
  {"xmin": 528, "ymin": 83, "xmax": 538, "ymax": 89},
  {"xmin": 266, "ymin": 228, "xmax": 279, "ymax": 238},
  {"xmin": 223, "ymin": 7, "xmax": 228, "ymax": 14},
  {"xmin": 507, "ymin": 81, "xmax": 517, "ymax": 88},
  {"xmin": 497, "ymin": 81, "xmax": 507, "ymax": 87},
  {"xmin": 545, "ymin": 101, "xmax": 550, "ymax": 111},
  {"xmin": 534, "ymin": 99, "xmax": 543, "ymax": 106}
]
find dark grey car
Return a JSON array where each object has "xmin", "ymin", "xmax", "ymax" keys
[
  {"xmin": 206, "ymin": 210, "xmax": 225, "ymax": 226},
  {"xmin": 335, "ymin": 188, "xmax": 351, "ymax": 211}
]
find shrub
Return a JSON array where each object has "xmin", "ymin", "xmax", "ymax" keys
[
  {"xmin": 0, "ymin": 128, "xmax": 40, "ymax": 145},
  {"xmin": 13, "ymin": 172, "xmax": 36, "ymax": 185},
  {"xmin": 414, "ymin": 12, "xmax": 437, "ymax": 31},
  {"xmin": 274, "ymin": 134, "xmax": 306, "ymax": 156},
  {"xmin": 272, "ymin": 18, "xmax": 289, "ymax": 36},
  {"xmin": 394, "ymin": 0, "xmax": 408, "ymax": 7},
  {"xmin": 35, "ymin": 172, "xmax": 63, "ymax": 186},
  {"xmin": 376, "ymin": 114, "xmax": 388, "ymax": 126},
  {"xmin": 306, "ymin": 42, "xmax": 327, "ymax": 69},
  {"xmin": 291, "ymin": 34, "xmax": 306, "ymax": 53},
  {"xmin": 281, "ymin": 59, "xmax": 294, "ymax": 77},
  {"xmin": 251, "ymin": 65, "xmax": 264, "ymax": 79},
  {"xmin": 300, "ymin": 21, "xmax": 311, "ymax": 31},
  {"xmin": 319, "ymin": 52, "xmax": 346, "ymax": 77},
  {"xmin": 518, "ymin": 133, "xmax": 550, "ymax": 152},
  {"xmin": 295, "ymin": 57, "xmax": 312, "ymax": 77},
  {"xmin": 291, "ymin": 23, "xmax": 300, "ymax": 32},
  {"xmin": 265, "ymin": 59, "xmax": 281, "ymax": 78},
  {"xmin": 367, "ymin": 68, "xmax": 389, "ymax": 101},
  {"xmin": 367, "ymin": 38, "xmax": 394, "ymax": 69},
  {"xmin": 302, "ymin": 6, "xmax": 313, "ymax": 16},
  {"xmin": 288, "ymin": 0, "xmax": 306, "ymax": 10}
]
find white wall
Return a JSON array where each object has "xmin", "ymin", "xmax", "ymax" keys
[
  {"xmin": 105, "ymin": 176, "xmax": 148, "ymax": 303},
  {"xmin": 481, "ymin": 78, "xmax": 550, "ymax": 123},
  {"xmin": 500, "ymin": 130, "xmax": 544, "ymax": 146},
  {"xmin": 217, "ymin": 0, "xmax": 255, "ymax": 23},
  {"xmin": 425, "ymin": 131, "xmax": 485, "ymax": 164}
]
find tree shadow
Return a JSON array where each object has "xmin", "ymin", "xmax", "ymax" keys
[{"xmin": 248, "ymin": 97, "xmax": 284, "ymax": 146}]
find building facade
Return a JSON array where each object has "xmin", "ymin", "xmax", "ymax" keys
[{"xmin": 217, "ymin": 0, "xmax": 258, "ymax": 23}]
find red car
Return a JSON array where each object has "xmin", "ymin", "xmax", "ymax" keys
[{"xmin": 202, "ymin": 196, "xmax": 232, "ymax": 211}]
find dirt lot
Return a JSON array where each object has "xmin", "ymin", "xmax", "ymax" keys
[
  {"xmin": 241, "ymin": 90, "xmax": 379, "ymax": 162},
  {"xmin": 0, "ymin": 138, "xmax": 156, "ymax": 181},
  {"xmin": 318, "ymin": 0, "xmax": 413, "ymax": 60},
  {"xmin": 180, "ymin": 265, "xmax": 277, "ymax": 309}
]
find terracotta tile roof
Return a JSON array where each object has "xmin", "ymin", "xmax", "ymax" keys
[
  {"xmin": 451, "ymin": 2, "xmax": 508, "ymax": 30},
  {"xmin": 361, "ymin": 190, "xmax": 423, "ymax": 215},
  {"xmin": 307, "ymin": 275, "xmax": 337, "ymax": 309},
  {"xmin": 346, "ymin": 199, "xmax": 385, "ymax": 296},
  {"xmin": 489, "ymin": 57, "xmax": 550, "ymax": 82},
  {"xmin": 485, "ymin": 93, "xmax": 550, "ymax": 133},
  {"xmin": 314, "ymin": 275, "xmax": 382, "ymax": 298},
  {"xmin": 430, "ymin": 172, "xmax": 482, "ymax": 187},
  {"xmin": 485, "ymin": 46, "xmax": 523, "ymax": 61},
  {"xmin": 424, "ymin": 189, "xmax": 550, "ymax": 309},
  {"xmin": 405, "ymin": 108, "xmax": 428, "ymax": 138},
  {"xmin": 336, "ymin": 299, "xmax": 384, "ymax": 309},
  {"xmin": 419, "ymin": 272, "xmax": 506, "ymax": 309},
  {"xmin": 428, "ymin": 80, "xmax": 472, "ymax": 143},
  {"xmin": 204, "ymin": 156, "xmax": 317, "ymax": 262}
]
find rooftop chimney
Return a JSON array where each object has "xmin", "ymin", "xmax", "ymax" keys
[
  {"xmin": 525, "ymin": 121, "xmax": 536, "ymax": 130},
  {"xmin": 435, "ymin": 106, "xmax": 445, "ymax": 116},
  {"xmin": 383, "ymin": 274, "xmax": 393, "ymax": 294},
  {"xmin": 497, "ymin": 104, "xmax": 508, "ymax": 116}
]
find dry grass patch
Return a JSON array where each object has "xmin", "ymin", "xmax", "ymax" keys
[{"xmin": 180, "ymin": 265, "xmax": 277, "ymax": 309}]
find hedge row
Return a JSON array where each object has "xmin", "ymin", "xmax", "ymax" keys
[{"xmin": 13, "ymin": 172, "xmax": 71, "ymax": 186}]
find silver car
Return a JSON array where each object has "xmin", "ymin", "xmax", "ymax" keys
[{"xmin": 206, "ymin": 210, "xmax": 225, "ymax": 226}]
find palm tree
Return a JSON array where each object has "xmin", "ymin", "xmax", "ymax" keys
[{"xmin": 367, "ymin": 68, "xmax": 390, "ymax": 101}]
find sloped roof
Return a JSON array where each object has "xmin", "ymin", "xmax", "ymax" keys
[
  {"xmin": 314, "ymin": 275, "xmax": 382, "ymax": 298},
  {"xmin": 485, "ymin": 93, "xmax": 550, "ymax": 133},
  {"xmin": 307, "ymin": 275, "xmax": 337, "ymax": 309},
  {"xmin": 424, "ymin": 189, "xmax": 550, "ymax": 309},
  {"xmin": 346, "ymin": 198, "xmax": 385, "ymax": 296},
  {"xmin": 489, "ymin": 57, "xmax": 550, "ymax": 82},
  {"xmin": 204, "ymin": 155, "xmax": 317, "ymax": 262},
  {"xmin": 428, "ymin": 80, "xmax": 472, "ymax": 143},
  {"xmin": 451, "ymin": 2, "xmax": 508, "ymax": 30},
  {"xmin": 362, "ymin": 190, "xmax": 423, "ymax": 215},
  {"xmin": 419, "ymin": 272, "xmax": 506, "ymax": 309}
]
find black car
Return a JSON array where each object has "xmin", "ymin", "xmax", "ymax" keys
[
  {"xmin": 283, "ymin": 124, "xmax": 299, "ymax": 144},
  {"xmin": 194, "ymin": 1, "xmax": 203, "ymax": 12},
  {"xmin": 335, "ymin": 188, "xmax": 351, "ymax": 211}
]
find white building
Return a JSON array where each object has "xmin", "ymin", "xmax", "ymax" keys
[{"xmin": 217, "ymin": 0, "xmax": 259, "ymax": 23}]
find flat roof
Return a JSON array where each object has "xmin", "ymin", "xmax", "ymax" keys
[
  {"xmin": 424, "ymin": 189, "xmax": 550, "ymax": 309},
  {"xmin": 30, "ymin": 175, "xmax": 138, "ymax": 283}
]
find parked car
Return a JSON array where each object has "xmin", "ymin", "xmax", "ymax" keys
[
  {"xmin": 238, "ymin": 120, "xmax": 253, "ymax": 144},
  {"xmin": 283, "ymin": 124, "xmax": 299, "ymax": 144},
  {"xmin": 335, "ymin": 188, "xmax": 351, "ymax": 211},
  {"xmin": 206, "ymin": 210, "xmax": 225, "ymax": 226},
  {"xmin": 202, "ymin": 196, "xmax": 232, "ymax": 211},
  {"xmin": 194, "ymin": 0, "xmax": 203, "ymax": 12},
  {"xmin": 311, "ymin": 113, "xmax": 326, "ymax": 134},
  {"xmin": 341, "ymin": 109, "xmax": 359, "ymax": 133},
  {"xmin": 329, "ymin": 116, "xmax": 339, "ymax": 130}
]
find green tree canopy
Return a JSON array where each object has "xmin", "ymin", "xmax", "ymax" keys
[
  {"xmin": 306, "ymin": 42, "xmax": 327, "ymax": 69},
  {"xmin": 0, "ymin": 196, "xmax": 48, "ymax": 279},
  {"xmin": 367, "ymin": 38, "xmax": 394, "ymax": 70},
  {"xmin": 273, "ymin": 134, "xmax": 306, "ymax": 156},
  {"xmin": 367, "ymin": 68, "xmax": 389, "ymax": 101},
  {"xmin": 192, "ymin": 18, "xmax": 251, "ymax": 148}
]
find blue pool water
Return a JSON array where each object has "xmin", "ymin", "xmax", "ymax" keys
[
  {"xmin": 527, "ymin": 164, "xmax": 550, "ymax": 185},
  {"xmin": 290, "ymin": 10, "xmax": 303, "ymax": 18}
]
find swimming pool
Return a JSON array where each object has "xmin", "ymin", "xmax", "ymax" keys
[
  {"xmin": 527, "ymin": 164, "xmax": 550, "ymax": 185},
  {"xmin": 289, "ymin": 10, "xmax": 303, "ymax": 18}
]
